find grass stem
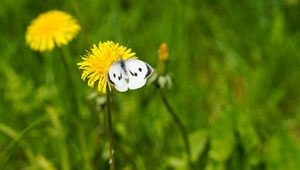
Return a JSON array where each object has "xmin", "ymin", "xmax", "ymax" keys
[
  {"xmin": 58, "ymin": 48, "xmax": 79, "ymax": 115},
  {"xmin": 0, "ymin": 115, "xmax": 46, "ymax": 169},
  {"xmin": 159, "ymin": 89, "xmax": 192, "ymax": 169}
]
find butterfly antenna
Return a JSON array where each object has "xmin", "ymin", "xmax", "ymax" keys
[{"xmin": 125, "ymin": 41, "xmax": 131, "ymax": 48}]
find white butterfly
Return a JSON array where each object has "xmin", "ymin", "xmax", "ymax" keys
[{"xmin": 107, "ymin": 58, "xmax": 153, "ymax": 92}]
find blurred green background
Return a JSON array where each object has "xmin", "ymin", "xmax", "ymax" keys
[{"xmin": 1, "ymin": 0, "xmax": 300, "ymax": 169}]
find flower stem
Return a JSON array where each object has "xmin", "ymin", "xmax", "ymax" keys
[
  {"xmin": 159, "ymin": 89, "xmax": 192, "ymax": 169},
  {"xmin": 106, "ymin": 83, "xmax": 115, "ymax": 170},
  {"xmin": 58, "ymin": 48, "xmax": 79, "ymax": 115}
]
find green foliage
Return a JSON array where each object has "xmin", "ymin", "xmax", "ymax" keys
[{"xmin": 1, "ymin": 0, "xmax": 300, "ymax": 169}]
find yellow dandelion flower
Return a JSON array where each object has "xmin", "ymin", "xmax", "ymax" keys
[
  {"xmin": 77, "ymin": 41, "xmax": 136, "ymax": 93},
  {"xmin": 26, "ymin": 10, "xmax": 81, "ymax": 52}
]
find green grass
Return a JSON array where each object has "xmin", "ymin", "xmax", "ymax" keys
[{"xmin": 1, "ymin": 0, "xmax": 300, "ymax": 169}]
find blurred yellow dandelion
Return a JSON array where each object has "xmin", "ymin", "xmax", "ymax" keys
[
  {"xmin": 26, "ymin": 10, "xmax": 81, "ymax": 52},
  {"xmin": 77, "ymin": 41, "xmax": 136, "ymax": 93}
]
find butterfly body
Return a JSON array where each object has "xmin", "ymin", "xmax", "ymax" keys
[{"xmin": 107, "ymin": 59, "xmax": 153, "ymax": 92}]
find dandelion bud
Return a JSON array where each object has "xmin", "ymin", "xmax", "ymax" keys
[
  {"xmin": 157, "ymin": 43, "xmax": 169, "ymax": 74},
  {"xmin": 158, "ymin": 43, "xmax": 169, "ymax": 62}
]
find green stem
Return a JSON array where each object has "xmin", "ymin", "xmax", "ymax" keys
[
  {"xmin": 57, "ymin": 48, "xmax": 75, "ymax": 170},
  {"xmin": 47, "ymin": 106, "xmax": 70, "ymax": 170},
  {"xmin": 79, "ymin": 125, "xmax": 93, "ymax": 170},
  {"xmin": 159, "ymin": 89, "xmax": 192, "ymax": 169},
  {"xmin": 58, "ymin": 48, "xmax": 79, "ymax": 115},
  {"xmin": 106, "ymin": 83, "xmax": 115, "ymax": 170},
  {"xmin": 117, "ymin": 145, "xmax": 137, "ymax": 170},
  {"xmin": 0, "ymin": 115, "xmax": 46, "ymax": 169},
  {"xmin": 0, "ymin": 123, "xmax": 35, "ymax": 164}
]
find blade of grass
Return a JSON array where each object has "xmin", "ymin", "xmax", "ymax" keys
[
  {"xmin": 0, "ymin": 123, "xmax": 35, "ymax": 165},
  {"xmin": 47, "ymin": 106, "xmax": 70, "ymax": 170},
  {"xmin": 0, "ymin": 115, "xmax": 46, "ymax": 169}
]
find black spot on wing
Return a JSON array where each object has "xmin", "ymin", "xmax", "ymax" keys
[
  {"xmin": 107, "ymin": 74, "xmax": 115, "ymax": 85},
  {"xmin": 144, "ymin": 64, "xmax": 153, "ymax": 79},
  {"xmin": 118, "ymin": 74, "xmax": 122, "ymax": 80},
  {"xmin": 129, "ymin": 70, "xmax": 138, "ymax": 77}
]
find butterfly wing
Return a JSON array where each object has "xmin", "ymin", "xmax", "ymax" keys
[
  {"xmin": 107, "ymin": 62, "xmax": 128, "ymax": 92},
  {"xmin": 124, "ymin": 59, "xmax": 153, "ymax": 90}
]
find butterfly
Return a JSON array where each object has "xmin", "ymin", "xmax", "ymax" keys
[{"xmin": 107, "ymin": 58, "xmax": 153, "ymax": 92}]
